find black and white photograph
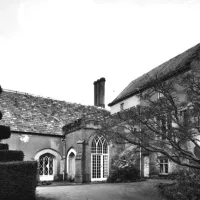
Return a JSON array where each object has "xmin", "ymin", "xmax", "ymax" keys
[{"xmin": 0, "ymin": 0, "xmax": 200, "ymax": 200}]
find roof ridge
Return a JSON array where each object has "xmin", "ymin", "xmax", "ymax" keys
[
  {"xmin": 108, "ymin": 43, "xmax": 200, "ymax": 106},
  {"xmin": 3, "ymin": 88, "xmax": 72, "ymax": 103},
  {"xmin": 3, "ymin": 88, "xmax": 100, "ymax": 108},
  {"xmin": 2, "ymin": 88, "xmax": 108, "ymax": 111},
  {"xmin": 0, "ymin": 88, "xmax": 110, "ymax": 135}
]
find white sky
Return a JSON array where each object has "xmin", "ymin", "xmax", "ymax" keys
[{"xmin": 0, "ymin": 0, "xmax": 200, "ymax": 109}]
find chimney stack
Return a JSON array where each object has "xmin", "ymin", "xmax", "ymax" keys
[
  {"xmin": 94, "ymin": 80, "xmax": 98, "ymax": 106},
  {"xmin": 93, "ymin": 77, "xmax": 106, "ymax": 108}
]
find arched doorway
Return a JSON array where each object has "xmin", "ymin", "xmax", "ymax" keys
[
  {"xmin": 34, "ymin": 149, "xmax": 61, "ymax": 181},
  {"xmin": 39, "ymin": 153, "xmax": 54, "ymax": 181},
  {"xmin": 91, "ymin": 135, "xmax": 109, "ymax": 181},
  {"xmin": 67, "ymin": 149, "xmax": 76, "ymax": 181}
]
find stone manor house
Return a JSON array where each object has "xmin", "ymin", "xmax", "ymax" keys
[
  {"xmin": 0, "ymin": 78, "xmax": 114, "ymax": 183},
  {"xmin": 109, "ymin": 43, "xmax": 200, "ymax": 177},
  {"xmin": 1, "ymin": 43, "xmax": 200, "ymax": 182}
]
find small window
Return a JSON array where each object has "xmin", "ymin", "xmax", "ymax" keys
[
  {"xmin": 159, "ymin": 159, "xmax": 169, "ymax": 175},
  {"xmin": 154, "ymin": 114, "xmax": 172, "ymax": 140},
  {"xmin": 133, "ymin": 127, "xmax": 137, "ymax": 132},
  {"xmin": 179, "ymin": 109, "xmax": 188, "ymax": 126},
  {"xmin": 188, "ymin": 106, "xmax": 200, "ymax": 127},
  {"xmin": 158, "ymin": 92, "xmax": 164, "ymax": 99},
  {"xmin": 120, "ymin": 103, "xmax": 124, "ymax": 111}
]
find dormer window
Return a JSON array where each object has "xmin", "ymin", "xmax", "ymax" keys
[{"xmin": 120, "ymin": 103, "xmax": 124, "ymax": 111}]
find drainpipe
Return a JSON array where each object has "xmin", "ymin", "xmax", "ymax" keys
[
  {"xmin": 139, "ymin": 129, "xmax": 142, "ymax": 177},
  {"xmin": 137, "ymin": 88, "xmax": 142, "ymax": 178},
  {"xmin": 61, "ymin": 138, "xmax": 66, "ymax": 181}
]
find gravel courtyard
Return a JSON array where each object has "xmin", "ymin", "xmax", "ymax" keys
[{"xmin": 37, "ymin": 179, "xmax": 170, "ymax": 200}]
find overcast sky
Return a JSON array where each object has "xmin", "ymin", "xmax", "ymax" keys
[{"xmin": 0, "ymin": 0, "xmax": 200, "ymax": 108}]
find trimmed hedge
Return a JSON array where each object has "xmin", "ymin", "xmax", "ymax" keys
[
  {"xmin": 0, "ymin": 143, "xmax": 8, "ymax": 150},
  {"xmin": 0, "ymin": 150, "xmax": 24, "ymax": 162},
  {"xmin": 0, "ymin": 161, "xmax": 38, "ymax": 200},
  {"xmin": 0, "ymin": 125, "xmax": 11, "ymax": 140}
]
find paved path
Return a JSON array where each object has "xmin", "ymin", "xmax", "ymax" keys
[{"xmin": 37, "ymin": 179, "xmax": 169, "ymax": 200}]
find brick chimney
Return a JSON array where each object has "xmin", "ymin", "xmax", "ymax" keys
[{"xmin": 93, "ymin": 77, "xmax": 106, "ymax": 108}]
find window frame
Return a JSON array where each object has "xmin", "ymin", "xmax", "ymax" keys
[
  {"xmin": 159, "ymin": 158, "xmax": 169, "ymax": 175},
  {"xmin": 178, "ymin": 104, "xmax": 200, "ymax": 127},
  {"xmin": 120, "ymin": 102, "xmax": 124, "ymax": 111},
  {"xmin": 157, "ymin": 92, "xmax": 164, "ymax": 99},
  {"xmin": 154, "ymin": 113, "xmax": 172, "ymax": 140}
]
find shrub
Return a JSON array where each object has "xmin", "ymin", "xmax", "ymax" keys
[
  {"xmin": 0, "ymin": 161, "xmax": 38, "ymax": 200},
  {"xmin": 0, "ymin": 143, "xmax": 8, "ymax": 150},
  {"xmin": 166, "ymin": 172, "xmax": 179, "ymax": 180},
  {"xmin": 0, "ymin": 150, "xmax": 24, "ymax": 162},
  {"xmin": 107, "ymin": 144, "xmax": 140, "ymax": 183},
  {"xmin": 107, "ymin": 164, "xmax": 140, "ymax": 183},
  {"xmin": 0, "ymin": 125, "xmax": 11, "ymax": 139},
  {"xmin": 158, "ymin": 170, "xmax": 200, "ymax": 200}
]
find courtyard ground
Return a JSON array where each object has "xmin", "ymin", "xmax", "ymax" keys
[{"xmin": 36, "ymin": 179, "xmax": 171, "ymax": 200}]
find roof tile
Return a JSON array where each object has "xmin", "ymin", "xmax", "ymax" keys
[
  {"xmin": 109, "ymin": 43, "xmax": 200, "ymax": 106},
  {"xmin": 0, "ymin": 90, "xmax": 108, "ymax": 135}
]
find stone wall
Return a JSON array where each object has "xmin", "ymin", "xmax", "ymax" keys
[{"xmin": 65, "ymin": 126, "xmax": 117, "ymax": 183}]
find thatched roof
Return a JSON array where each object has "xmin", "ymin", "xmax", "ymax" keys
[
  {"xmin": 108, "ymin": 43, "xmax": 200, "ymax": 106},
  {"xmin": 0, "ymin": 90, "xmax": 108, "ymax": 135}
]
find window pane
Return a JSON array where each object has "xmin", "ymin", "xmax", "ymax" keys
[
  {"xmin": 91, "ymin": 140, "xmax": 96, "ymax": 153},
  {"xmin": 165, "ymin": 164, "xmax": 168, "ymax": 173},
  {"xmin": 103, "ymin": 142, "xmax": 108, "ymax": 154},
  {"xmin": 159, "ymin": 159, "xmax": 168, "ymax": 174},
  {"xmin": 160, "ymin": 164, "xmax": 163, "ymax": 173}
]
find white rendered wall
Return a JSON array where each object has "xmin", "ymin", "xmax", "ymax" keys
[{"xmin": 110, "ymin": 95, "xmax": 140, "ymax": 114}]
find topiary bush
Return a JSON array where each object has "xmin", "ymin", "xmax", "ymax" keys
[
  {"xmin": 0, "ymin": 125, "xmax": 11, "ymax": 139},
  {"xmin": 0, "ymin": 150, "xmax": 24, "ymax": 162},
  {"xmin": 0, "ymin": 161, "xmax": 38, "ymax": 200},
  {"xmin": 0, "ymin": 143, "xmax": 8, "ymax": 150},
  {"xmin": 0, "ymin": 86, "xmax": 38, "ymax": 200}
]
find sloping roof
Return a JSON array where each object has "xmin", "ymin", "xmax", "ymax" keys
[
  {"xmin": 0, "ymin": 90, "xmax": 108, "ymax": 135},
  {"xmin": 109, "ymin": 43, "xmax": 200, "ymax": 106}
]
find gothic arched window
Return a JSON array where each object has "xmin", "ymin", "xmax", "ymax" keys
[{"xmin": 91, "ymin": 136, "xmax": 109, "ymax": 181}]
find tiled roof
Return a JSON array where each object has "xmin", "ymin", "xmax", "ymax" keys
[
  {"xmin": 108, "ymin": 43, "xmax": 200, "ymax": 106},
  {"xmin": 0, "ymin": 90, "xmax": 108, "ymax": 135}
]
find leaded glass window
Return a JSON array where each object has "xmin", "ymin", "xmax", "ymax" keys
[{"xmin": 39, "ymin": 153, "xmax": 54, "ymax": 176}]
